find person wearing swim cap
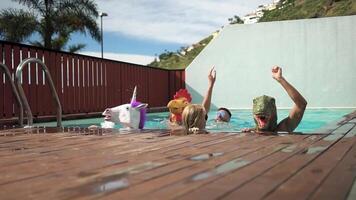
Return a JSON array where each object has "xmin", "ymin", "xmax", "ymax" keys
[
  {"xmin": 243, "ymin": 66, "xmax": 307, "ymax": 133},
  {"xmin": 215, "ymin": 107, "xmax": 232, "ymax": 122}
]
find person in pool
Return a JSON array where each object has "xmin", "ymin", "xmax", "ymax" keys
[
  {"xmin": 180, "ymin": 67, "xmax": 216, "ymax": 135},
  {"xmin": 243, "ymin": 66, "xmax": 307, "ymax": 133},
  {"xmin": 215, "ymin": 107, "xmax": 232, "ymax": 122}
]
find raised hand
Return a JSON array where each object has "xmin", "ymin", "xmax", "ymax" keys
[
  {"xmin": 271, "ymin": 65, "xmax": 307, "ymax": 132},
  {"xmin": 208, "ymin": 67, "xmax": 216, "ymax": 86},
  {"xmin": 202, "ymin": 67, "xmax": 216, "ymax": 113},
  {"xmin": 272, "ymin": 66, "xmax": 283, "ymax": 82}
]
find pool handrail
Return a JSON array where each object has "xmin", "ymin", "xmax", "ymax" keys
[
  {"xmin": 15, "ymin": 58, "xmax": 62, "ymax": 127},
  {"xmin": 0, "ymin": 63, "xmax": 24, "ymax": 127}
]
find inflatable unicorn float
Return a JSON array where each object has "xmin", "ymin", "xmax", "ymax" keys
[{"xmin": 101, "ymin": 86, "xmax": 148, "ymax": 130}]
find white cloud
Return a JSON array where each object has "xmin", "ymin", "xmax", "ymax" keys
[
  {"xmin": 98, "ymin": 0, "xmax": 272, "ymax": 44},
  {"xmin": 0, "ymin": 0, "xmax": 25, "ymax": 10},
  {"xmin": 1, "ymin": 0, "xmax": 272, "ymax": 45},
  {"xmin": 80, "ymin": 51, "xmax": 155, "ymax": 65}
]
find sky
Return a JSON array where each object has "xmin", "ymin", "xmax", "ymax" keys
[{"xmin": 1, "ymin": 0, "xmax": 272, "ymax": 65}]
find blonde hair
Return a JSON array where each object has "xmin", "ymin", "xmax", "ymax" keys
[{"xmin": 182, "ymin": 104, "xmax": 206, "ymax": 134}]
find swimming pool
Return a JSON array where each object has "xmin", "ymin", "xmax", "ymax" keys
[{"xmin": 36, "ymin": 108, "xmax": 354, "ymax": 133}]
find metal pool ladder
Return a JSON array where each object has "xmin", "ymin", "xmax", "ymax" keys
[
  {"xmin": 16, "ymin": 58, "xmax": 62, "ymax": 127},
  {"xmin": 0, "ymin": 63, "xmax": 24, "ymax": 127}
]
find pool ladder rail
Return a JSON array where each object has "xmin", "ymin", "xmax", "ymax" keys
[
  {"xmin": 15, "ymin": 58, "xmax": 62, "ymax": 127},
  {"xmin": 0, "ymin": 63, "xmax": 24, "ymax": 127}
]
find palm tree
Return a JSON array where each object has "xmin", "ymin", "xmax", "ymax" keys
[
  {"xmin": 0, "ymin": 0, "xmax": 100, "ymax": 53},
  {"xmin": 0, "ymin": 9, "xmax": 37, "ymax": 43}
]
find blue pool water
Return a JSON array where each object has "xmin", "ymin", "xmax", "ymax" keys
[{"xmin": 36, "ymin": 108, "xmax": 354, "ymax": 133}]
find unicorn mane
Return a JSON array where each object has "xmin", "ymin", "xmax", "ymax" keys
[{"xmin": 131, "ymin": 100, "xmax": 146, "ymax": 129}]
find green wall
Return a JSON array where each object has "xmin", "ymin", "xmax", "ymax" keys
[{"xmin": 186, "ymin": 15, "xmax": 356, "ymax": 109}]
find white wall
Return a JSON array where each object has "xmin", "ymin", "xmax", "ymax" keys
[{"xmin": 186, "ymin": 16, "xmax": 356, "ymax": 109}]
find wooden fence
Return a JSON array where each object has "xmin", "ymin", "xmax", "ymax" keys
[{"xmin": 0, "ymin": 41, "xmax": 185, "ymax": 123}]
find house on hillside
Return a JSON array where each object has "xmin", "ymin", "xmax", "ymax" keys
[{"xmin": 242, "ymin": 0, "xmax": 281, "ymax": 24}]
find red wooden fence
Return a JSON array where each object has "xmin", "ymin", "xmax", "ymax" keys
[{"xmin": 0, "ymin": 41, "xmax": 185, "ymax": 123}]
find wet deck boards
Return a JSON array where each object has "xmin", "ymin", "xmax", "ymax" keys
[{"xmin": 0, "ymin": 118, "xmax": 355, "ymax": 200}]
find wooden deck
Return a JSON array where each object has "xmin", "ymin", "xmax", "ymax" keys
[{"xmin": 0, "ymin": 116, "xmax": 355, "ymax": 200}]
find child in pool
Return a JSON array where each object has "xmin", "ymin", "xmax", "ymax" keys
[
  {"xmin": 243, "ymin": 66, "xmax": 307, "ymax": 133},
  {"xmin": 180, "ymin": 67, "xmax": 216, "ymax": 135},
  {"xmin": 215, "ymin": 107, "xmax": 232, "ymax": 122}
]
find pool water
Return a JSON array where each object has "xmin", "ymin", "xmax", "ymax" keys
[{"xmin": 36, "ymin": 108, "xmax": 354, "ymax": 133}]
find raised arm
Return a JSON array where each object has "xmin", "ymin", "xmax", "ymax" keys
[
  {"xmin": 202, "ymin": 67, "xmax": 216, "ymax": 113},
  {"xmin": 272, "ymin": 66, "xmax": 307, "ymax": 132}
]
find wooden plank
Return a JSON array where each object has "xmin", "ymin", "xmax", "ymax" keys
[
  {"xmin": 0, "ymin": 134, "xmax": 156, "ymax": 166},
  {"xmin": 61, "ymin": 54, "xmax": 69, "ymax": 114},
  {"xmin": 19, "ymin": 48, "xmax": 30, "ymax": 124},
  {"xmin": 103, "ymin": 61, "xmax": 109, "ymax": 107},
  {"xmin": 0, "ymin": 134, "xmax": 256, "ymax": 199},
  {"xmin": 0, "ymin": 131, "xmax": 173, "ymax": 167},
  {"xmin": 121, "ymin": 63, "xmax": 128, "ymax": 104},
  {"xmin": 0, "ymin": 133, "xmax": 235, "ymax": 173},
  {"xmin": 93, "ymin": 60, "xmax": 98, "ymax": 112},
  {"xmin": 3, "ymin": 44, "xmax": 13, "ymax": 118},
  {"xmin": 309, "ymin": 140, "xmax": 356, "ymax": 200},
  {"xmin": 181, "ymin": 71, "xmax": 186, "ymax": 89},
  {"xmin": 106, "ymin": 61, "xmax": 112, "ymax": 107},
  {"xmin": 77, "ymin": 57, "xmax": 82, "ymax": 113},
  {"xmin": 71, "ymin": 55, "xmax": 76, "ymax": 113},
  {"xmin": 344, "ymin": 125, "xmax": 356, "ymax": 138},
  {"xmin": 50, "ymin": 51, "xmax": 57, "ymax": 115},
  {"xmin": 169, "ymin": 71, "xmax": 176, "ymax": 99},
  {"xmin": 117, "ymin": 62, "xmax": 122, "ymax": 105},
  {"xmin": 0, "ymin": 130, "xmax": 165, "ymax": 154},
  {"xmin": 0, "ymin": 44, "xmax": 4, "ymax": 118},
  {"xmin": 28, "ymin": 49, "xmax": 38, "ymax": 117},
  {"xmin": 314, "ymin": 120, "xmax": 343, "ymax": 134},
  {"xmin": 101, "ymin": 61, "xmax": 109, "ymax": 111},
  {"xmin": 98, "ymin": 60, "xmax": 102, "ymax": 111},
  {"xmin": 88, "ymin": 59, "xmax": 93, "ymax": 112},
  {"xmin": 175, "ymin": 70, "xmax": 182, "ymax": 90},
  {"xmin": 55, "ymin": 53, "xmax": 63, "ymax": 113},
  {"xmin": 41, "ymin": 50, "xmax": 50, "ymax": 116},
  {"xmin": 36, "ymin": 50, "xmax": 46, "ymax": 117},
  {"xmin": 87, "ymin": 58, "xmax": 92, "ymax": 113},
  {"xmin": 104, "ymin": 135, "xmax": 303, "ymax": 199},
  {"xmin": 83, "ymin": 57, "xmax": 88, "ymax": 113},
  {"xmin": 44, "ymin": 51, "xmax": 55, "ymax": 115},
  {"xmin": 82, "ymin": 57, "xmax": 88, "ymax": 113},
  {"xmin": 146, "ymin": 135, "xmax": 315, "ymax": 199},
  {"xmin": 143, "ymin": 68, "xmax": 149, "ymax": 104},
  {"xmin": 103, "ymin": 61, "xmax": 107, "ymax": 107},
  {"xmin": 12, "ymin": 46, "xmax": 21, "ymax": 119},
  {"xmin": 331, "ymin": 123, "xmax": 355, "ymax": 135},
  {"xmin": 92, "ymin": 59, "xmax": 97, "ymax": 112},
  {"xmin": 0, "ymin": 129, "xmax": 354, "ymax": 200},
  {"xmin": 68, "ymin": 55, "xmax": 74, "ymax": 114},
  {"xmin": 263, "ymin": 127, "xmax": 356, "ymax": 200},
  {"xmin": 0, "ymin": 133, "xmax": 227, "ymax": 184},
  {"xmin": 98, "ymin": 61, "xmax": 103, "ymax": 111},
  {"xmin": 179, "ymin": 132, "xmax": 344, "ymax": 200},
  {"xmin": 322, "ymin": 123, "xmax": 355, "ymax": 141}
]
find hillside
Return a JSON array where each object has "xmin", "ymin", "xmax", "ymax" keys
[
  {"xmin": 148, "ymin": 35, "xmax": 214, "ymax": 70},
  {"xmin": 260, "ymin": 0, "xmax": 356, "ymax": 22},
  {"xmin": 149, "ymin": 0, "xmax": 356, "ymax": 69}
]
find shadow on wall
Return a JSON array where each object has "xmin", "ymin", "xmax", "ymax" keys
[{"xmin": 186, "ymin": 84, "xmax": 219, "ymax": 111}]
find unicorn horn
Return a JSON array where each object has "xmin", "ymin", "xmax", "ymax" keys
[{"xmin": 130, "ymin": 86, "xmax": 137, "ymax": 103}]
